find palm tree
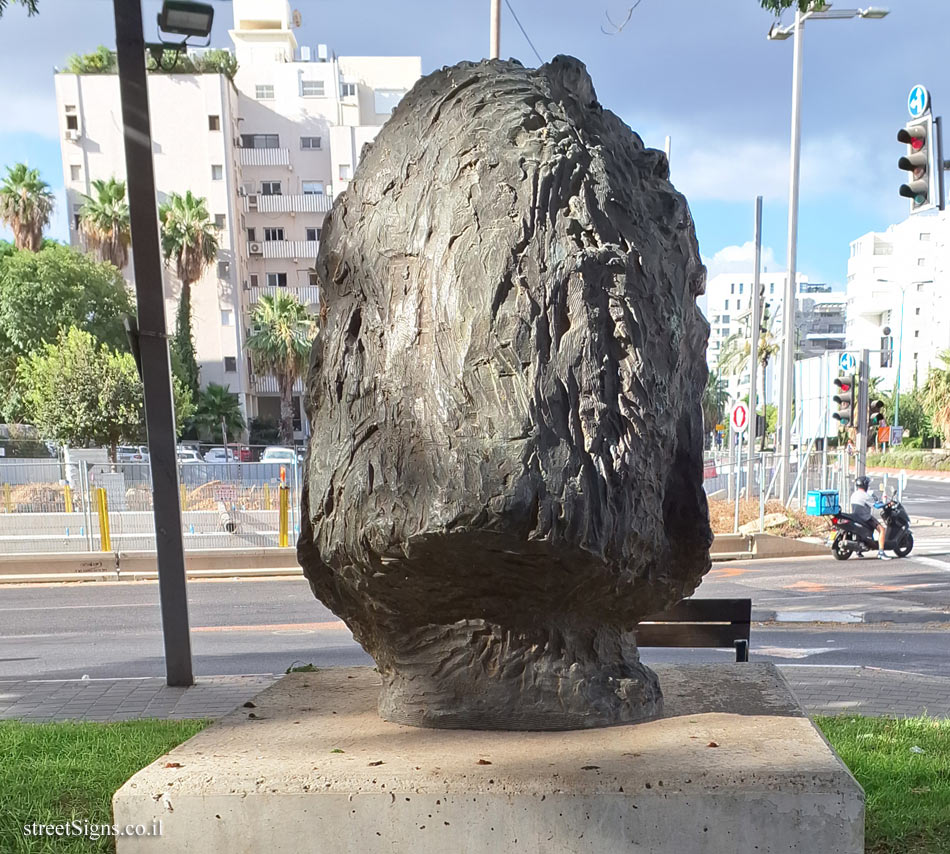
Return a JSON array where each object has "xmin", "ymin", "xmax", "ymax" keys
[
  {"xmin": 246, "ymin": 293, "xmax": 316, "ymax": 445},
  {"xmin": 78, "ymin": 177, "xmax": 130, "ymax": 269},
  {"xmin": 158, "ymin": 191, "xmax": 218, "ymax": 396},
  {"xmin": 0, "ymin": 163, "xmax": 54, "ymax": 251},
  {"xmin": 924, "ymin": 350, "xmax": 950, "ymax": 446},
  {"xmin": 717, "ymin": 303, "xmax": 781, "ymax": 451},
  {"xmin": 702, "ymin": 370, "xmax": 727, "ymax": 436},
  {"xmin": 194, "ymin": 382, "xmax": 246, "ymax": 445}
]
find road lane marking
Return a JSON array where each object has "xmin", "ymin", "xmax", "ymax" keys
[
  {"xmin": 0, "ymin": 603, "xmax": 155, "ymax": 612},
  {"xmin": 909, "ymin": 556, "xmax": 950, "ymax": 571},
  {"xmin": 191, "ymin": 620, "xmax": 348, "ymax": 633},
  {"xmin": 752, "ymin": 646, "xmax": 841, "ymax": 659}
]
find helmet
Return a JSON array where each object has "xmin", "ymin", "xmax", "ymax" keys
[{"xmin": 855, "ymin": 475, "xmax": 870, "ymax": 490}]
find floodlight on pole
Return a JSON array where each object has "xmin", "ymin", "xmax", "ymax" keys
[
  {"xmin": 768, "ymin": 3, "xmax": 889, "ymax": 502},
  {"xmin": 158, "ymin": 1, "xmax": 214, "ymax": 38}
]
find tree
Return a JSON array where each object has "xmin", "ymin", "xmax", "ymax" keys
[
  {"xmin": 0, "ymin": 0, "xmax": 39, "ymax": 17},
  {"xmin": 717, "ymin": 303, "xmax": 781, "ymax": 450},
  {"xmin": 246, "ymin": 293, "xmax": 316, "ymax": 445},
  {"xmin": 923, "ymin": 351, "xmax": 950, "ymax": 446},
  {"xmin": 194, "ymin": 383, "xmax": 246, "ymax": 444},
  {"xmin": 79, "ymin": 177, "xmax": 130, "ymax": 269},
  {"xmin": 702, "ymin": 370, "xmax": 727, "ymax": 435},
  {"xmin": 158, "ymin": 191, "xmax": 219, "ymax": 396},
  {"xmin": 65, "ymin": 45, "xmax": 117, "ymax": 74},
  {"xmin": 0, "ymin": 243, "xmax": 132, "ymax": 360},
  {"xmin": 0, "ymin": 163, "xmax": 54, "ymax": 251},
  {"xmin": 15, "ymin": 327, "xmax": 193, "ymax": 459}
]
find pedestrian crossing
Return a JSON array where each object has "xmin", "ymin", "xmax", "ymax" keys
[{"xmin": 909, "ymin": 536, "xmax": 950, "ymax": 557}]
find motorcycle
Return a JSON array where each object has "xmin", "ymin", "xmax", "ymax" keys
[{"xmin": 830, "ymin": 487, "xmax": 914, "ymax": 560}]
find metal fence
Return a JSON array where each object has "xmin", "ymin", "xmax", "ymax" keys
[{"xmin": 0, "ymin": 459, "xmax": 302, "ymax": 555}]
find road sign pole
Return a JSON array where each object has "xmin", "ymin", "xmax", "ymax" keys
[
  {"xmin": 856, "ymin": 348, "xmax": 870, "ymax": 479},
  {"xmin": 734, "ymin": 424, "xmax": 743, "ymax": 533},
  {"xmin": 747, "ymin": 195, "xmax": 763, "ymax": 502}
]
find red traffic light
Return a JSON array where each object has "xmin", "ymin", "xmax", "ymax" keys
[{"xmin": 897, "ymin": 127, "xmax": 925, "ymax": 150}]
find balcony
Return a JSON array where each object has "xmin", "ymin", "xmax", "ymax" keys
[
  {"xmin": 260, "ymin": 240, "xmax": 320, "ymax": 260},
  {"xmin": 239, "ymin": 148, "xmax": 290, "ymax": 167},
  {"xmin": 248, "ymin": 285, "xmax": 320, "ymax": 306},
  {"xmin": 243, "ymin": 193, "xmax": 332, "ymax": 214},
  {"xmin": 253, "ymin": 374, "xmax": 305, "ymax": 395}
]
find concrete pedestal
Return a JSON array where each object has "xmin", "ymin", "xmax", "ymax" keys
[{"xmin": 113, "ymin": 664, "xmax": 863, "ymax": 853}]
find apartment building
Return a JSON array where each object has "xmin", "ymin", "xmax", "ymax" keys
[
  {"xmin": 846, "ymin": 211, "xmax": 950, "ymax": 392},
  {"xmin": 54, "ymin": 0, "xmax": 421, "ymax": 437}
]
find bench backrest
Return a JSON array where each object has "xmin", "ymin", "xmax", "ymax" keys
[{"xmin": 635, "ymin": 598, "xmax": 751, "ymax": 656}]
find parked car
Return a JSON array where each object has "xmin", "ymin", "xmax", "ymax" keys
[
  {"xmin": 203, "ymin": 446, "xmax": 237, "ymax": 463},
  {"xmin": 228, "ymin": 443, "xmax": 253, "ymax": 462},
  {"xmin": 261, "ymin": 446, "xmax": 296, "ymax": 464},
  {"xmin": 177, "ymin": 448, "xmax": 203, "ymax": 464},
  {"xmin": 117, "ymin": 445, "xmax": 149, "ymax": 463}
]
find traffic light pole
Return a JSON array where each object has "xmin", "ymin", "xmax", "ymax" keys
[
  {"xmin": 746, "ymin": 196, "xmax": 763, "ymax": 496},
  {"xmin": 856, "ymin": 348, "xmax": 870, "ymax": 480},
  {"xmin": 113, "ymin": 0, "xmax": 194, "ymax": 687}
]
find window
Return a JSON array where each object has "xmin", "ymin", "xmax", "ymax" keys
[
  {"xmin": 920, "ymin": 232, "xmax": 931, "ymax": 241},
  {"xmin": 736, "ymin": 299, "xmax": 741, "ymax": 311},
  {"xmin": 255, "ymin": 84, "xmax": 275, "ymax": 100},
  {"xmin": 264, "ymin": 227, "xmax": 284, "ymax": 241},
  {"xmin": 247, "ymin": 228, "xmax": 257, "ymax": 242},
  {"xmin": 214, "ymin": 214, "xmax": 226, "ymax": 229},
  {"xmin": 739, "ymin": 283, "xmax": 744, "ymax": 294},
  {"xmin": 721, "ymin": 314, "xmax": 730, "ymax": 324},
  {"xmin": 211, "ymin": 164, "xmax": 223, "ymax": 180},
  {"xmin": 69, "ymin": 164, "xmax": 81, "ymax": 181},
  {"xmin": 724, "ymin": 299, "xmax": 730, "ymax": 310},
  {"xmin": 309, "ymin": 272, "xmax": 319, "ymax": 287},
  {"xmin": 240, "ymin": 133, "xmax": 279, "ymax": 149},
  {"xmin": 261, "ymin": 181, "xmax": 281, "ymax": 196},
  {"xmin": 217, "ymin": 260, "xmax": 230, "ymax": 278},
  {"xmin": 338, "ymin": 164, "xmax": 352, "ymax": 181},
  {"xmin": 72, "ymin": 203, "xmax": 81, "ymax": 231},
  {"xmin": 300, "ymin": 136, "xmax": 322, "ymax": 150},
  {"xmin": 918, "ymin": 258, "xmax": 927, "ymax": 266},
  {"xmin": 65, "ymin": 105, "xmax": 78, "ymax": 130},
  {"xmin": 306, "ymin": 227, "xmax": 321, "ymax": 242},
  {"xmin": 915, "ymin": 307, "xmax": 921, "ymax": 315},
  {"xmin": 730, "ymin": 283, "xmax": 735, "ymax": 294},
  {"xmin": 770, "ymin": 283, "xmax": 775, "ymax": 294},
  {"xmin": 914, "ymin": 352, "xmax": 918, "ymax": 361},
  {"xmin": 302, "ymin": 180, "xmax": 324, "ymax": 195},
  {"xmin": 221, "ymin": 310, "xmax": 233, "ymax": 327},
  {"xmin": 224, "ymin": 356, "xmax": 237, "ymax": 373},
  {"xmin": 208, "ymin": 114, "xmax": 220, "ymax": 131},
  {"xmin": 266, "ymin": 272, "xmax": 288, "ymax": 287},
  {"xmin": 249, "ymin": 273, "xmax": 259, "ymax": 287},
  {"xmin": 914, "ymin": 330, "xmax": 920, "ymax": 338},
  {"xmin": 301, "ymin": 79, "xmax": 325, "ymax": 97},
  {"xmin": 341, "ymin": 82, "xmax": 356, "ymax": 98}
]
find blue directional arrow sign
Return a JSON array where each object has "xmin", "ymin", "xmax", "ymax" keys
[
  {"xmin": 839, "ymin": 352, "xmax": 856, "ymax": 372},
  {"xmin": 908, "ymin": 85, "xmax": 930, "ymax": 119}
]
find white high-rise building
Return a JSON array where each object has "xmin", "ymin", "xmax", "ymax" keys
[
  {"xmin": 704, "ymin": 271, "xmax": 845, "ymax": 405},
  {"xmin": 846, "ymin": 212, "xmax": 950, "ymax": 393},
  {"xmin": 54, "ymin": 0, "xmax": 421, "ymax": 438}
]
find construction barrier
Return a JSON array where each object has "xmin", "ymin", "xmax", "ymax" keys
[{"xmin": 95, "ymin": 487, "xmax": 112, "ymax": 552}]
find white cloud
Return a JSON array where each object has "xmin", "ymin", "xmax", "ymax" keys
[{"xmin": 703, "ymin": 241, "xmax": 780, "ymax": 280}]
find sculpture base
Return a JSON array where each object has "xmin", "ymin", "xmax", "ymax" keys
[
  {"xmin": 113, "ymin": 665, "xmax": 863, "ymax": 854},
  {"xmin": 377, "ymin": 621, "xmax": 661, "ymax": 730}
]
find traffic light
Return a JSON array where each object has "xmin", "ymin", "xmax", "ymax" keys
[
  {"xmin": 898, "ymin": 115, "xmax": 941, "ymax": 213},
  {"xmin": 832, "ymin": 375, "xmax": 855, "ymax": 426},
  {"xmin": 868, "ymin": 398, "xmax": 886, "ymax": 428}
]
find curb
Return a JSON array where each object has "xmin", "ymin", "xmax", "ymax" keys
[{"xmin": 753, "ymin": 608, "xmax": 950, "ymax": 625}]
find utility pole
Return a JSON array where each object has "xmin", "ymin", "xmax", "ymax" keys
[
  {"xmin": 747, "ymin": 196, "xmax": 763, "ymax": 491},
  {"xmin": 490, "ymin": 0, "xmax": 501, "ymax": 59},
  {"xmin": 113, "ymin": 0, "xmax": 193, "ymax": 686},
  {"xmin": 777, "ymin": 9, "xmax": 804, "ymax": 501}
]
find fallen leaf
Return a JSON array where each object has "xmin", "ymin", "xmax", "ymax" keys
[
  {"xmin": 476, "ymin": 759, "xmax": 492, "ymax": 765},
  {"xmin": 368, "ymin": 760, "xmax": 384, "ymax": 767},
  {"xmin": 707, "ymin": 742, "xmax": 719, "ymax": 748},
  {"xmin": 331, "ymin": 748, "xmax": 345, "ymax": 754},
  {"xmin": 243, "ymin": 701, "xmax": 256, "ymax": 708},
  {"xmin": 580, "ymin": 765, "xmax": 600, "ymax": 771},
  {"xmin": 248, "ymin": 713, "xmax": 258, "ymax": 719},
  {"xmin": 163, "ymin": 762, "xmax": 183, "ymax": 769}
]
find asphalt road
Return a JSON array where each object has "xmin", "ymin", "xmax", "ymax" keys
[
  {"xmin": 1, "ymin": 572, "xmax": 948, "ymax": 681},
  {"xmin": 896, "ymin": 476, "xmax": 950, "ymax": 519}
]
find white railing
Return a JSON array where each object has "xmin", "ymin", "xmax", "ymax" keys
[
  {"xmin": 239, "ymin": 148, "xmax": 290, "ymax": 167},
  {"xmin": 252, "ymin": 374, "xmax": 305, "ymax": 394},
  {"xmin": 244, "ymin": 194, "xmax": 332, "ymax": 213},
  {"xmin": 261, "ymin": 240, "xmax": 319, "ymax": 260},
  {"xmin": 248, "ymin": 285, "xmax": 320, "ymax": 306}
]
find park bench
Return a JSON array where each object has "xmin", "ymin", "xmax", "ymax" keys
[{"xmin": 636, "ymin": 598, "xmax": 751, "ymax": 662}]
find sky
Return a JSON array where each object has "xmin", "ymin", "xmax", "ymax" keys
[{"xmin": 0, "ymin": 0, "xmax": 948, "ymax": 290}]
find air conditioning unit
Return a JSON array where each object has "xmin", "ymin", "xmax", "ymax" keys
[
  {"xmin": 247, "ymin": 194, "xmax": 259, "ymax": 210},
  {"xmin": 64, "ymin": 129, "xmax": 80, "ymax": 141},
  {"xmin": 249, "ymin": 242, "xmax": 263, "ymax": 255}
]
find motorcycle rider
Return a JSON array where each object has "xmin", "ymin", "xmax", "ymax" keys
[{"xmin": 849, "ymin": 475, "xmax": 887, "ymax": 559}]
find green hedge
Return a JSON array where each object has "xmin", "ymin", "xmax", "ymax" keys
[{"xmin": 867, "ymin": 450, "xmax": 950, "ymax": 471}]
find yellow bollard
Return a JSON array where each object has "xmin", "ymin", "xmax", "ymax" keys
[
  {"xmin": 263, "ymin": 482, "xmax": 271, "ymax": 511},
  {"xmin": 64, "ymin": 484, "xmax": 73, "ymax": 514},
  {"xmin": 278, "ymin": 486, "xmax": 289, "ymax": 548},
  {"xmin": 96, "ymin": 487, "xmax": 112, "ymax": 552},
  {"xmin": 2, "ymin": 483, "xmax": 11, "ymax": 513},
  {"xmin": 180, "ymin": 483, "xmax": 187, "ymax": 511}
]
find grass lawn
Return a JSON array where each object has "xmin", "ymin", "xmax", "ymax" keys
[
  {"xmin": 0, "ymin": 719, "xmax": 210, "ymax": 854},
  {"xmin": 817, "ymin": 716, "xmax": 950, "ymax": 854},
  {"xmin": 0, "ymin": 715, "xmax": 946, "ymax": 853}
]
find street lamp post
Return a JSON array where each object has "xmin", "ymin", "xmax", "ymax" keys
[{"xmin": 768, "ymin": 5, "xmax": 889, "ymax": 500}]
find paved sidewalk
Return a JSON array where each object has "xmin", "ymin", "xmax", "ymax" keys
[{"xmin": 1, "ymin": 667, "xmax": 948, "ymax": 722}]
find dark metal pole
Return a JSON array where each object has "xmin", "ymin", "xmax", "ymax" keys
[
  {"xmin": 856, "ymin": 348, "xmax": 869, "ymax": 480},
  {"xmin": 113, "ymin": 0, "xmax": 193, "ymax": 686}
]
